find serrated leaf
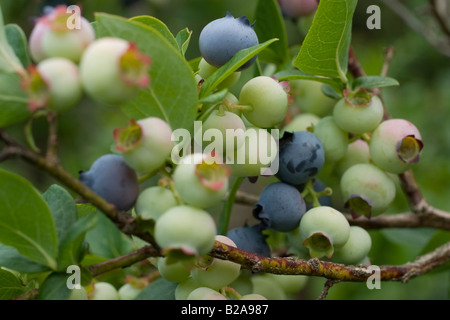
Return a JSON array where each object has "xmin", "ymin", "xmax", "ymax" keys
[
  {"xmin": 0, "ymin": 268, "xmax": 24, "ymax": 300},
  {"xmin": 0, "ymin": 169, "xmax": 58, "ymax": 270},
  {"xmin": 134, "ymin": 278, "xmax": 177, "ymax": 300},
  {"xmin": 254, "ymin": 0, "xmax": 290, "ymax": 64},
  {"xmin": 95, "ymin": 13, "xmax": 199, "ymax": 133},
  {"xmin": 352, "ymin": 75, "xmax": 399, "ymax": 90},
  {"xmin": 294, "ymin": 0, "xmax": 358, "ymax": 82},
  {"xmin": 199, "ymin": 38, "xmax": 278, "ymax": 99}
]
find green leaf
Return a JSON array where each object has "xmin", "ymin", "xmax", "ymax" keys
[
  {"xmin": 294, "ymin": 0, "xmax": 358, "ymax": 83},
  {"xmin": 95, "ymin": 13, "xmax": 199, "ymax": 132},
  {"xmin": 0, "ymin": 6, "xmax": 25, "ymax": 75},
  {"xmin": 352, "ymin": 76, "xmax": 400, "ymax": 90},
  {"xmin": 43, "ymin": 185, "xmax": 78, "ymax": 242},
  {"xmin": 0, "ymin": 169, "xmax": 58, "ymax": 270},
  {"xmin": 134, "ymin": 278, "xmax": 177, "ymax": 300},
  {"xmin": 199, "ymin": 38, "xmax": 278, "ymax": 99},
  {"xmin": 175, "ymin": 28, "xmax": 192, "ymax": 57},
  {"xmin": 0, "ymin": 268, "xmax": 24, "ymax": 300},
  {"xmin": 57, "ymin": 212, "xmax": 98, "ymax": 270},
  {"xmin": 5, "ymin": 24, "xmax": 31, "ymax": 68},
  {"xmin": 37, "ymin": 272, "xmax": 72, "ymax": 300},
  {"xmin": 199, "ymin": 88, "xmax": 228, "ymax": 105},
  {"xmin": 0, "ymin": 72, "xmax": 30, "ymax": 128},
  {"xmin": 0, "ymin": 244, "xmax": 50, "ymax": 273},
  {"xmin": 85, "ymin": 211, "xmax": 133, "ymax": 259},
  {"xmin": 130, "ymin": 15, "xmax": 178, "ymax": 49},
  {"xmin": 275, "ymin": 68, "xmax": 344, "ymax": 92},
  {"xmin": 254, "ymin": 0, "xmax": 290, "ymax": 64}
]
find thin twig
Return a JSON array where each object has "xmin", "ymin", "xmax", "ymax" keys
[{"xmin": 317, "ymin": 279, "xmax": 340, "ymax": 300}]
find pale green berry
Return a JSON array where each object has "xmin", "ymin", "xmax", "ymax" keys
[
  {"xmin": 89, "ymin": 282, "xmax": 120, "ymax": 300},
  {"xmin": 313, "ymin": 116, "xmax": 349, "ymax": 163},
  {"xmin": 135, "ymin": 186, "xmax": 177, "ymax": 221},
  {"xmin": 299, "ymin": 206, "xmax": 350, "ymax": 259},
  {"xmin": 333, "ymin": 226, "xmax": 372, "ymax": 265}
]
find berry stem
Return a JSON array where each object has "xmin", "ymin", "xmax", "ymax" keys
[
  {"xmin": 218, "ymin": 176, "xmax": 244, "ymax": 235},
  {"xmin": 223, "ymin": 99, "xmax": 254, "ymax": 112}
]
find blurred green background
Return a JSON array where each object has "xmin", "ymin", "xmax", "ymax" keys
[{"xmin": 0, "ymin": 0, "xmax": 449, "ymax": 300}]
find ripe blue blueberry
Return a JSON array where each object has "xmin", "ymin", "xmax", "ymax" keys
[
  {"xmin": 253, "ymin": 182, "xmax": 306, "ymax": 232},
  {"xmin": 199, "ymin": 12, "xmax": 259, "ymax": 71},
  {"xmin": 276, "ymin": 131, "xmax": 325, "ymax": 186},
  {"xmin": 226, "ymin": 224, "xmax": 270, "ymax": 257},
  {"xmin": 79, "ymin": 154, "xmax": 139, "ymax": 211}
]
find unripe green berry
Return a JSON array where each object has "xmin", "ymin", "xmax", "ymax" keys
[
  {"xmin": 313, "ymin": 116, "xmax": 349, "ymax": 163},
  {"xmin": 369, "ymin": 119, "xmax": 423, "ymax": 174},
  {"xmin": 154, "ymin": 205, "xmax": 217, "ymax": 257},
  {"xmin": 340, "ymin": 163, "xmax": 396, "ymax": 218},
  {"xmin": 281, "ymin": 112, "xmax": 320, "ymax": 134},
  {"xmin": 80, "ymin": 37, "xmax": 151, "ymax": 105},
  {"xmin": 173, "ymin": 153, "xmax": 230, "ymax": 208},
  {"xmin": 333, "ymin": 89, "xmax": 384, "ymax": 134},
  {"xmin": 333, "ymin": 226, "xmax": 372, "ymax": 265},
  {"xmin": 240, "ymin": 76, "xmax": 288, "ymax": 128},
  {"xmin": 135, "ymin": 186, "xmax": 178, "ymax": 221},
  {"xmin": 22, "ymin": 58, "xmax": 82, "ymax": 112},
  {"xmin": 114, "ymin": 117, "xmax": 173, "ymax": 173},
  {"xmin": 299, "ymin": 206, "xmax": 350, "ymax": 258},
  {"xmin": 89, "ymin": 282, "xmax": 120, "ymax": 300},
  {"xmin": 187, "ymin": 287, "xmax": 227, "ymax": 300},
  {"xmin": 29, "ymin": 5, "xmax": 95, "ymax": 63}
]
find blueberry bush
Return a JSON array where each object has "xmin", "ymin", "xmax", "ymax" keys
[{"xmin": 0, "ymin": 0, "xmax": 449, "ymax": 301}]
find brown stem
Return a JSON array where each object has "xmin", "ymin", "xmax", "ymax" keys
[
  {"xmin": 87, "ymin": 245, "xmax": 161, "ymax": 277},
  {"xmin": 210, "ymin": 241, "xmax": 450, "ymax": 283}
]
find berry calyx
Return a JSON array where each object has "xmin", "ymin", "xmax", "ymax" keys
[{"xmin": 114, "ymin": 117, "xmax": 173, "ymax": 173}]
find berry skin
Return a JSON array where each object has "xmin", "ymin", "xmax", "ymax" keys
[
  {"xmin": 332, "ymin": 226, "xmax": 372, "ymax": 265},
  {"xmin": 253, "ymin": 182, "xmax": 306, "ymax": 232},
  {"xmin": 187, "ymin": 287, "xmax": 227, "ymax": 300},
  {"xmin": 239, "ymin": 76, "xmax": 289, "ymax": 128},
  {"xmin": 340, "ymin": 163, "xmax": 396, "ymax": 218},
  {"xmin": 22, "ymin": 58, "xmax": 82, "ymax": 113},
  {"xmin": 135, "ymin": 186, "xmax": 177, "ymax": 221},
  {"xmin": 313, "ymin": 115, "xmax": 349, "ymax": 163},
  {"xmin": 201, "ymin": 110, "xmax": 247, "ymax": 156},
  {"xmin": 250, "ymin": 275, "xmax": 287, "ymax": 300},
  {"xmin": 333, "ymin": 89, "xmax": 384, "ymax": 135},
  {"xmin": 282, "ymin": 112, "xmax": 320, "ymax": 134},
  {"xmin": 154, "ymin": 205, "xmax": 217, "ymax": 257},
  {"xmin": 173, "ymin": 153, "xmax": 230, "ymax": 209},
  {"xmin": 29, "ymin": 5, "xmax": 95, "ymax": 63},
  {"xmin": 80, "ymin": 37, "xmax": 151, "ymax": 105},
  {"xmin": 68, "ymin": 287, "xmax": 88, "ymax": 300},
  {"xmin": 369, "ymin": 119, "xmax": 423, "ymax": 174},
  {"xmin": 89, "ymin": 282, "xmax": 120, "ymax": 300},
  {"xmin": 79, "ymin": 154, "xmax": 139, "ymax": 211},
  {"xmin": 199, "ymin": 12, "xmax": 259, "ymax": 71},
  {"xmin": 240, "ymin": 293, "xmax": 268, "ymax": 300},
  {"xmin": 276, "ymin": 131, "xmax": 325, "ymax": 186},
  {"xmin": 265, "ymin": 273, "xmax": 308, "ymax": 296},
  {"xmin": 114, "ymin": 117, "xmax": 173, "ymax": 173},
  {"xmin": 335, "ymin": 139, "xmax": 371, "ymax": 177},
  {"xmin": 290, "ymin": 80, "xmax": 335, "ymax": 117},
  {"xmin": 226, "ymin": 224, "xmax": 271, "ymax": 257},
  {"xmin": 278, "ymin": 0, "xmax": 319, "ymax": 19},
  {"xmin": 191, "ymin": 236, "xmax": 241, "ymax": 290},
  {"xmin": 175, "ymin": 277, "xmax": 202, "ymax": 300},
  {"xmin": 118, "ymin": 283, "xmax": 143, "ymax": 300},
  {"xmin": 299, "ymin": 206, "xmax": 350, "ymax": 259},
  {"xmin": 157, "ymin": 256, "xmax": 194, "ymax": 283}
]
